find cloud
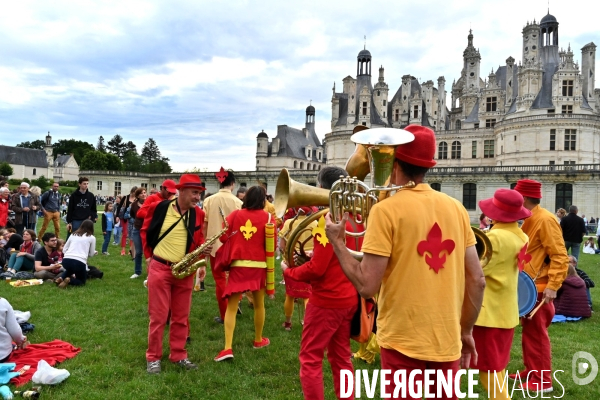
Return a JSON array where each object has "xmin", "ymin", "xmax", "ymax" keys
[{"xmin": 0, "ymin": 1, "xmax": 597, "ymax": 172}]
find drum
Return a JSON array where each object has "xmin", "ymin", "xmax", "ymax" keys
[
  {"xmin": 518, "ymin": 271, "xmax": 537, "ymax": 317},
  {"xmin": 285, "ymin": 276, "xmax": 312, "ymax": 299}
]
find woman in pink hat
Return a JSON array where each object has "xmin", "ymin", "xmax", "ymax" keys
[{"xmin": 472, "ymin": 188, "xmax": 531, "ymax": 399}]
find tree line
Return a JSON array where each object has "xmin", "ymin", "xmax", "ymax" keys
[{"xmin": 15, "ymin": 135, "xmax": 172, "ymax": 173}]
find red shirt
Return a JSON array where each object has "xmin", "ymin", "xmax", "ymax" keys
[
  {"xmin": 136, "ymin": 193, "xmax": 169, "ymax": 221},
  {"xmin": 284, "ymin": 220, "xmax": 361, "ymax": 309},
  {"xmin": 220, "ymin": 209, "xmax": 270, "ymax": 262},
  {"xmin": 0, "ymin": 198, "xmax": 9, "ymax": 227}
]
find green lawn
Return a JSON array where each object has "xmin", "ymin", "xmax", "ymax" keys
[{"xmin": 1, "ymin": 218, "xmax": 599, "ymax": 399}]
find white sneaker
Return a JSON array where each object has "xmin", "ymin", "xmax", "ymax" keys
[
  {"xmin": 130, "ymin": 274, "xmax": 140, "ymax": 279},
  {"xmin": 102, "ymin": 252, "xmax": 110, "ymax": 256},
  {"xmin": 143, "ymin": 279, "xmax": 148, "ymax": 288}
]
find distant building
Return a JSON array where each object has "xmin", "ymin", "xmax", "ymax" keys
[
  {"xmin": 0, "ymin": 132, "xmax": 80, "ymax": 182},
  {"xmin": 255, "ymin": 105, "xmax": 326, "ymax": 172}
]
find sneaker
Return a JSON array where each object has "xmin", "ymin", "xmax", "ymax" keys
[
  {"xmin": 200, "ymin": 281, "xmax": 205, "ymax": 291},
  {"xmin": 130, "ymin": 274, "xmax": 140, "ymax": 279},
  {"xmin": 186, "ymin": 337, "xmax": 191, "ymax": 345},
  {"xmin": 214, "ymin": 349, "xmax": 234, "ymax": 362},
  {"xmin": 509, "ymin": 371, "xmax": 529, "ymax": 380},
  {"xmin": 237, "ymin": 306, "xmax": 243, "ymax": 315},
  {"xmin": 120, "ymin": 249, "xmax": 126, "ymax": 256},
  {"xmin": 112, "ymin": 242, "xmax": 118, "ymax": 245},
  {"xmin": 147, "ymin": 360, "xmax": 161, "ymax": 374},
  {"xmin": 253, "ymin": 337, "xmax": 270, "ymax": 349},
  {"xmin": 214, "ymin": 317, "xmax": 224, "ymax": 324},
  {"xmin": 58, "ymin": 277, "xmax": 70, "ymax": 289},
  {"xmin": 102, "ymin": 252, "xmax": 110, "ymax": 256},
  {"xmin": 519, "ymin": 381, "xmax": 553, "ymax": 393},
  {"xmin": 143, "ymin": 279, "xmax": 148, "ymax": 288},
  {"xmin": 173, "ymin": 358, "xmax": 197, "ymax": 370},
  {"xmin": 282, "ymin": 322, "xmax": 292, "ymax": 331}
]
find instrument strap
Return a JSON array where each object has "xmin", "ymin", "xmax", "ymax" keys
[{"xmin": 155, "ymin": 200, "xmax": 188, "ymax": 248}]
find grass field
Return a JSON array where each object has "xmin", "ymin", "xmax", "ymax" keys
[{"xmin": 1, "ymin": 218, "xmax": 599, "ymax": 399}]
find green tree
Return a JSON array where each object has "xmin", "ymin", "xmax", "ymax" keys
[
  {"xmin": 124, "ymin": 141, "xmax": 137, "ymax": 155},
  {"xmin": 32, "ymin": 175, "xmax": 51, "ymax": 191},
  {"xmin": 80, "ymin": 150, "xmax": 108, "ymax": 170},
  {"xmin": 105, "ymin": 153, "xmax": 123, "ymax": 171},
  {"xmin": 52, "ymin": 139, "xmax": 94, "ymax": 164},
  {"xmin": 97, "ymin": 136, "xmax": 107, "ymax": 153},
  {"xmin": 142, "ymin": 159, "xmax": 172, "ymax": 174},
  {"xmin": 0, "ymin": 162, "xmax": 13, "ymax": 177},
  {"xmin": 16, "ymin": 140, "xmax": 46, "ymax": 150},
  {"xmin": 140, "ymin": 138, "xmax": 162, "ymax": 164},
  {"xmin": 122, "ymin": 150, "xmax": 143, "ymax": 172},
  {"xmin": 106, "ymin": 135, "xmax": 124, "ymax": 160}
]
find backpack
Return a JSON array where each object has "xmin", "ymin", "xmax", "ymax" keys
[{"xmin": 0, "ymin": 248, "xmax": 8, "ymax": 268}]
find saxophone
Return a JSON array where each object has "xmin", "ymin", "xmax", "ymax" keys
[{"xmin": 171, "ymin": 207, "xmax": 228, "ymax": 279}]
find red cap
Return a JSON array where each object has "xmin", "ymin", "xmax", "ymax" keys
[
  {"xmin": 479, "ymin": 189, "xmax": 531, "ymax": 223},
  {"xmin": 161, "ymin": 179, "xmax": 177, "ymax": 194},
  {"xmin": 514, "ymin": 179, "xmax": 542, "ymax": 199},
  {"xmin": 395, "ymin": 125, "xmax": 437, "ymax": 168},
  {"xmin": 176, "ymin": 174, "xmax": 206, "ymax": 191}
]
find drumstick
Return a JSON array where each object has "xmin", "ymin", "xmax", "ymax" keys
[{"xmin": 527, "ymin": 298, "xmax": 546, "ymax": 319}]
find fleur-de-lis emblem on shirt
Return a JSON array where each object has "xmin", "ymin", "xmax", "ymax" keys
[
  {"xmin": 311, "ymin": 215, "xmax": 329, "ymax": 247},
  {"xmin": 417, "ymin": 223, "xmax": 456, "ymax": 274},
  {"xmin": 240, "ymin": 219, "xmax": 257, "ymax": 240},
  {"xmin": 517, "ymin": 243, "xmax": 531, "ymax": 272}
]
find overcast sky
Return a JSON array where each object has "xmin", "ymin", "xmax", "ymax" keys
[{"xmin": 0, "ymin": 1, "xmax": 597, "ymax": 172}]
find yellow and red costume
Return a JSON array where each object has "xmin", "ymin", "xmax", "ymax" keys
[
  {"xmin": 284, "ymin": 217, "xmax": 362, "ymax": 400},
  {"xmin": 218, "ymin": 208, "xmax": 273, "ymax": 355}
]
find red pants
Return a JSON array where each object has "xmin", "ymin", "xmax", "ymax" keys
[
  {"xmin": 146, "ymin": 259, "xmax": 193, "ymax": 362},
  {"xmin": 299, "ymin": 302, "xmax": 357, "ymax": 400},
  {"xmin": 120, "ymin": 219, "xmax": 128, "ymax": 247},
  {"xmin": 210, "ymin": 255, "xmax": 228, "ymax": 320},
  {"xmin": 380, "ymin": 347, "xmax": 460, "ymax": 400},
  {"xmin": 521, "ymin": 292, "xmax": 555, "ymax": 384}
]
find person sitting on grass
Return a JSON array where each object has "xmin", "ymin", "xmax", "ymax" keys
[
  {"xmin": 569, "ymin": 256, "xmax": 595, "ymax": 309},
  {"xmin": 5, "ymin": 229, "xmax": 41, "ymax": 275},
  {"xmin": 0, "ymin": 297, "xmax": 27, "ymax": 363},
  {"xmin": 55, "ymin": 220, "xmax": 97, "ymax": 289},
  {"xmin": 2, "ymin": 228, "xmax": 22, "ymax": 253},
  {"xmin": 582, "ymin": 237, "xmax": 598, "ymax": 254},
  {"xmin": 33, "ymin": 233, "xmax": 62, "ymax": 281},
  {"xmin": 553, "ymin": 260, "xmax": 592, "ymax": 318}
]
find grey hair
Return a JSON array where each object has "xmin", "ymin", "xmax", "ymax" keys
[
  {"xmin": 0, "ymin": 187, "xmax": 9, "ymax": 194},
  {"xmin": 20, "ymin": 182, "xmax": 30, "ymax": 188}
]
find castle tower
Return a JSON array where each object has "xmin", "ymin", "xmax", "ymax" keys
[
  {"xmin": 437, "ymin": 76, "xmax": 446, "ymax": 130},
  {"xmin": 522, "ymin": 21, "xmax": 541, "ymax": 63},
  {"xmin": 305, "ymin": 104, "xmax": 315, "ymax": 128},
  {"xmin": 463, "ymin": 30, "xmax": 481, "ymax": 92},
  {"xmin": 582, "ymin": 42, "xmax": 597, "ymax": 107},
  {"xmin": 540, "ymin": 12, "xmax": 559, "ymax": 48},
  {"xmin": 505, "ymin": 56, "xmax": 515, "ymax": 109},
  {"xmin": 357, "ymin": 48, "xmax": 371, "ymax": 77},
  {"xmin": 374, "ymin": 65, "xmax": 389, "ymax": 120},
  {"xmin": 44, "ymin": 131, "xmax": 53, "ymax": 167},
  {"xmin": 256, "ymin": 130, "xmax": 269, "ymax": 171}
]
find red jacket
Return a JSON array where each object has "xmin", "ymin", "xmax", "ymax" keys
[
  {"xmin": 140, "ymin": 199, "xmax": 205, "ymax": 260},
  {"xmin": 554, "ymin": 275, "xmax": 592, "ymax": 318},
  {"xmin": 0, "ymin": 198, "xmax": 9, "ymax": 227},
  {"xmin": 136, "ymin": 193, "xmax": 169, "ymax": 221},
  {"xmin": 284, "ymin": 220, "xmax": 361, "ymax": 309},
  {"xmin": 220, "ymin": 209, "xmax": 270, "ymax": 262}
]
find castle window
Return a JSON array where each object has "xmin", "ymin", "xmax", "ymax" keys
[
  {"xmin": 362, "ymin": 102, "xmax": 367, "ymax": 115},
  {"xmin": 152, "ymin": 184, "xmax": 156, "ymax": 188},
  {"xmin": 455, "ymin": 120, "xmax": 461, "ymax": 130},
  {"xmin": 486, "ymin": 97, "xmax": 497, "ymax": 112},
  {"xmin": 438, "ymin": 142, "xmax": 448, "ymax": 159},
  {"xmin": 555, "ymin": 183, "xmax": 573, "ymax": 211},
  {"xmin": 562, "ymin": 105, "xmax": 573, "ymax": 114},
  {"xmin": 395, "ymin": 109, "xmax": 399, "ymax": 121},
  {"xmin": 451, "ymin": 141, "xmax": 461, "ymax": 159},
  {"xmin": 300, "ymin": 162, "xmax": 304, "ymax": 169},
  {"xmin": 97, "ymin": 181, "xmax": 103, "ymax": 191},
  {"xmin": 564, "ymin": 129, "xmax": 576, "ymax": 151},
  {"xmin": 484, "ymin": 140, "xmax": 494, "ymax": 158},
  {"xmin": 430, "ymin": 183, "xmax": 441, "ymax": 192},
  {"xmin": 485, "ymin": 119, "xmax": 496, "ymax": 128},
  {"xmin": 563, "ymin": 161, "xmax": 575, "ymax": 165},
  {"xmin": 562, "ymin": 80, "xmax": 574, "ymax": 96},
  {"xmin": 547, "ymin": 109, "xmax": 555, "ymax": 115},
  {"xmin": 549, "ymin": 161, "xmax": 555, "ymax": 165},
  {"xmin": 313, "ymin": 164, "xmax": 317, "ymax": 170},
  {"xmin": 377, "ymin": 91, "xmax": 380, "ymax": 96},
  {"xmin": 307, "ymin": 163, "xmax": 311, "ymax": 170},
  {"xmin": 413, "ymin": 105, "xmax": 418, "ymax": 118},
  {"xmin": 32, "ymin": 168, "xmax": 36, "ymax": 176},
  {"xmin": 141, "ymin": 183, "xmax": 148, "ymax": 189},
  {"xmin": 383, "ymin": 112, "xmax": 386, "ymax": 118},
  {"xmin": 472, "ymin": 141, "xmax": 477, "ymax": 158},
  {"xmin": 362, "ymin": 122, "xmax": 366, "ymax": 126},
  {"xmin": 114, "ymin": 182, "xmax": 121, "ymax": 197},
  {"xmin": 383, "ymin": 100, "xmax": 386, "ymax": 106},
  {"xmin": 550, "ymin": 129, "xmax": 556, "ymax": 150},
  {"xmin": 294, "ymin": 161, "xmax": 298, "ymax": 168},
  {"xmin": 474, "ymin": 123, "xmax": 479, "ymax": 129},
  {"xmin": 462, "ymin": 183, "xmax": 477, "ymax": 210},
  {"xmin": 307, "ymin": 149, "xmax": 311, "ymax": 158}
]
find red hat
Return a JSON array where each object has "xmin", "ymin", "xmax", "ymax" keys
[
  {"xmin": 395, "ymin": 125, "xmax": 437, "ymax": 168},
  {"xmin": 161, "ymin": 179, "xmax": 177, "ymax": 194},
  {"xmin": 479, "ymin": 189, "xmax": 531, "ymax": 223},
  {"xmin": 176, "ymin": 174, "xmax": 206, "ymax": 191},
  {"xmin": 514, "ymin": 179, "xmax": 542, "ymax": 199}
]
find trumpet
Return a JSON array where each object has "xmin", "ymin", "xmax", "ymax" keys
[{"xmin": 171, "ymin": 207, "xmax": 228, "ymax": 279}]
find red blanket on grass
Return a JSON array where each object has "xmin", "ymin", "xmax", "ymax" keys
[{"xmin": 7, "ymin": 340, "xmax": 81, "ymax": 386}]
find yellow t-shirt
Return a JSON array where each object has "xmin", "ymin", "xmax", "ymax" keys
[
  {"xmin": 203, "ymin": 189, "xmax": 243, "ymax": 256},
  {"xmin": 475, "ymin": 222, "xmax": 528, "ymax": 329},
  {"xmin": 279, "ymin": 215, "xmax": 317, "ymax": 262},
  {"xmin": 361, "ymin": 183, "xmax": 476, "ymax": 362},
  {"xmin": 153, "ymin": 202, "xmax": 189, "ymax": 263}
]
